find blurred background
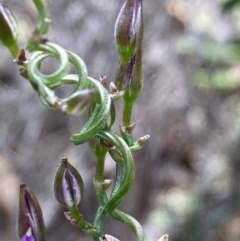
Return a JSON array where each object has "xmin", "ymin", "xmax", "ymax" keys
[{"xmin": 1, "ymin": 0, "xmax": 240, "ymax": 240}]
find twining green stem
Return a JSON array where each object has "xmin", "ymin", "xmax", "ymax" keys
[
  {"xmin": 31, "ymin": 0, "xmax": 50, "ymax": 35},
  {"xmin": 71, "ymin": 76, "xmax": 111, "ymax": 144},
  {"xmin": 28, "ymin": 42, "xmax": 70, "ymax": 87},
  {"xmin": 0, "ymin": 0, "xmax": 149, "ymax": 239},
  {"xmin": 111, "ymin": 209, "xmax": 147, "ymax": 241},
  {"xmin": 93, "ymin": 180, "xmax": 108, "ymax": 239},
  {"xmin": 14, "ymin": 0, "xmax": 146, "ymax": 238},
  {"xmin": 66, "ymin": 51, "xmax": 88, "ymax": 90},
  {"xmin": 25, "ymin": 41, "xmax": 111, "ymax": 144},
  {"xmin": 93, "ymin": 203, "xmax": 107, "ymax": 239},
  {"xmin": 21, "ymin": 36, "xmax": 145, "ymax": 241},
  {"xmin": 97, "ymin": 131, "xmax": 135, "ymax": 211},
  {"xmin": 92, "ymin": 129, "xmax": 147, "ymax": 241}
]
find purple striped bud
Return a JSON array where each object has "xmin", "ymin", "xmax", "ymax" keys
[
  {"xmin": 20, "ymin": 228, "xmax": 35, "ymax": 241},
  {"xmin": 115, "ymin": 47, "xmax": 142, "ymax": 101},
  {"xmin": 53, "ymin": 158, "xmax": 84, "ymax": 208},
  {"xmin": 18, "ymin": 184, "xmax": 46, "ymax": 241},
  {"xmin": 114, "ymin": 0, "xmax": 143, "ymax": 62},
  {"xmin": 0, "ymin": 3, "xmax": 19, "ymax": 56}
]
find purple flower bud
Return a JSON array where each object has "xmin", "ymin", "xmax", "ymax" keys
[
  {"xmin": 18, "ymin": 184, "xmax": 46, "ymax": 241},
  {"xmin": 20, "ymin": 228, "xmax": 35, "ymax": 241},
  {"xmin": 53, "ymin": 158, "xmax": 84, "ymax": 208},
  {"xmin": 114, "ymin": 0, "xmax": 143, "ymax": 62},
  {"xmin": 115, "ymin": 47, "xmax": 142, "ymax": 101},
  {"xmin": 0, "ymin": 3, "xmax": 19, "ymax": 56},
  {"xmin": 114, "ymin": 0, "xmax": 143, "ymax": 102}
]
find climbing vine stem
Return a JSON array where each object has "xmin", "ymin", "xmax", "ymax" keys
[{"xmin": 0, "ymin": 0, "xmax": 152, "ymax": 240}]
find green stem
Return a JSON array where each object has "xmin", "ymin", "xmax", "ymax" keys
[
  {"xmin": 31, "ymin": 0, "xmax": 50, "ymax": 35},
  {"xmin": 95, "ymin": 150, "xmax": 106, "ymax": 183},
  {"xmin": 97, "ymin": 131, "xmax": 135, "ymax": 212},
  {"xmin": 69, "ymin": 205, "xmax": 97, "ymax": 236},
  {"xmin": 94, "ymin": 160, "xmax": 108, "ymax": 233},
  {"xmin": 122, "ymin": 97, "xmax": 134, "ymax": 126},
  {"xmin": 115, "ymin": 61, "xmax": 134, "ymax": 127},
  {"xmin": 93, "ymin": 205, "xmax": 107, "ymax": 239},
  {"xmin": 111, "ymin": 209, "xmax": 147, "ymax": 241},
  {"xmin": 91, "ymin": 142, "xmax": 109, "ymax": 237}
]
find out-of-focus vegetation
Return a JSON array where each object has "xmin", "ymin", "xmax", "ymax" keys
[
  {"xmin": 222, "ymin": 0, "xmax": 240, "ymax": 12},
  {"xmin": 2, "ymin": 0, "xmax": 240, "ymax": 241}
]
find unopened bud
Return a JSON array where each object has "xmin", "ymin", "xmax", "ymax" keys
[
  {"xmin": 120, "ymin": 124, "xmax": 135, "ymax": 146},
  {"xmin": 109, "ymin": 82, "xmax": 118, "ymax": 94},
  {"xmin": 0, "ymin": 3, "xmax": 19, "ymax": 56},
  {"xmin": 18, "ymin": 184, "xmax": 46, "ymax": 241},
  {"xmin": 99, "ymin": 76, "xmax": 108, "ymax": 87},
  {"xmin": 125, "ymin": 122, "xmax": 136, "ymax": 134},
  {"xmin": 126, "ymin": 52, "xmax": 143, "ymax": 99},
  {"xmin": 64, "ymin": 211, "xmax": 77, "ymax": 225},
  {"xmin": 27, "ymin": 28, "xmax": 47, "ymax": 51},
  {"xmin": 114, "ymin": 0, "xmax": 143, "ymax": 62},
  {"xmin": 137, "ymin": 134, "xmax": 150, "ymax": 146},
  {"xmin": 101, "ymin": 179, "xmax": 112, "ymax": 190},
  {"xmin": 130, "ymin": 134, "xmax": 150, "ymax": 151},
  {"xmin": 157, "ymin": 234, "xmax": 169, "ymax": 241},
  {"xmin": 115, "ymin": 43, "xmax": 143, "ymax": 104},
  {"xmin": 100, "ymin": 234, "xmax": 120, "ymax": 241},
  {"xmin": 53, "ymin": 158, "xmax": 84, "ymax": 208},
  {"xmin": 14, "ymin": 49, "xmax": 27, "ymax": 65}
]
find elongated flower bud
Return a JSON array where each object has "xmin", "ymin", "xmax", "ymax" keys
[
  {"xmin": 0, "ymin": 3, "xmax": 19, "ymax": 56},
  {"xmin": 114, "ymin": 0, "xmax": 143, "ymax": 62},
  {"xmin": 115, "ymin": 0, "xmax": 143, "ymax": 103},
  {"xmin": 18, "ymin": 184, "xmax": 46, "ymax": 241},
  {"xmin": 53, "ymin": 158, "xmax": 84, "ymax": 208},
  {"xmin": 115, "ymin": 47, "xmax": 142, "ymax": 101}
]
